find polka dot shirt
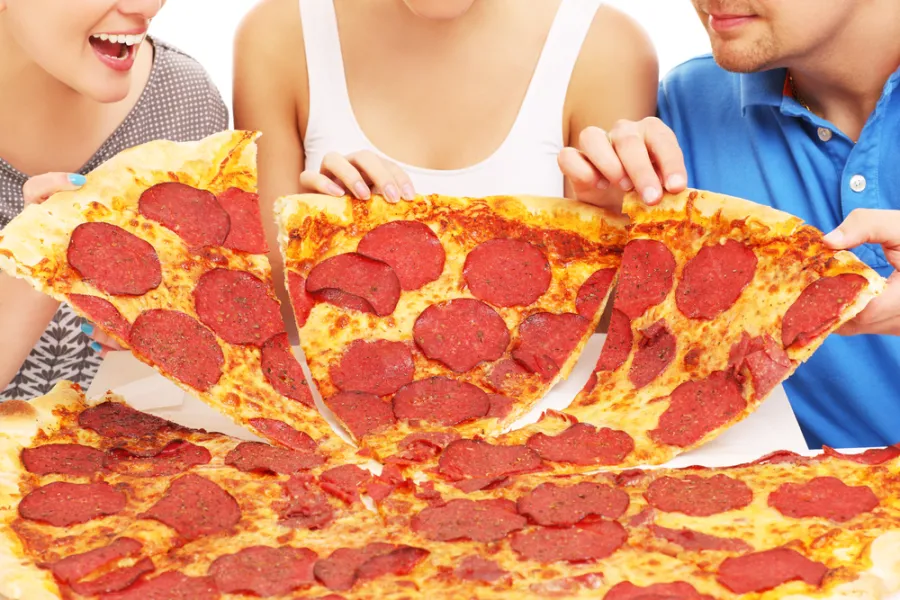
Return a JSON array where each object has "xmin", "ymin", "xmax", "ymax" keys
[{"xmin": 0, "ymin": 37, "xmax": 229, "ymax": 400}]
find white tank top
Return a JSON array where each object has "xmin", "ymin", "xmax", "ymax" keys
[{"xmin": 299, "ymin": 0, "xmax": 602, "ymax": 198}]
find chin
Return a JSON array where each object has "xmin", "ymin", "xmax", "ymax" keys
[
  {"xmin": 80, "ymin": 76, "xmax": 133, "ymax": 104},
  {"xmin": 402, "ymin": 0, "xmax": 476, "ymax": 20},
  {"xmin": 709, "ymin": 41, "xmax": 776, "ymax": 74}
]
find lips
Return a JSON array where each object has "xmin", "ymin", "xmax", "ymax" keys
[
  {"xmin": 88, "ymin": 31, "xmax": 146, "ymax": 73},
  {"xmin": 708, "ymin": 13, "xmax": 756, "ymax": 32}
]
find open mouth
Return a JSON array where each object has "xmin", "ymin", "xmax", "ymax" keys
[{"xmin": 89, "ymin": 33, "xmax": 145, "ymax": 65}]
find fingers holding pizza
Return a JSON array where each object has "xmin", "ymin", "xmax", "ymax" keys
[{"xmin": 300, "ymin": 150, "xmax": 417, "ymax": 203}]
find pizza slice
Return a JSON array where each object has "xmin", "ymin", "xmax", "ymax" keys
[
  {"xmin": 0, "ymin": 131, "xmax": 349, "ymax": 461},
  {"xmin": 274, "ymin": 193, "xmax": 626, "ymax": 460}
]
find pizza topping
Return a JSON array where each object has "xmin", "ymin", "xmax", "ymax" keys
[
  {"xmin": 306, "ymin": 253, "xmax": 401, "ymax": 316},
  {"xmin": 729, "ymin": 333, "xmax": 792, "ymax": 397},
  {"xmin": 645, "ymin": 475, "xmax": 752, "ymax": 516},
  {"xmin": 320, "ymin": 465, "xmax": 372, "ymax": 504},
  {"xmin": 78, "ymin": 401, "xmax": 172, "ymax": 439},
  {"xmin": 517, "ymin": 482, "xmax": 629, "ymax": 526},
  {"xmin": 314, "ymin": 543, "xmax": 423, "ymax": 591},
  {"xmin": 130, "ymin": 310, "xmax": 224, "ymax": 391},
  {"xmin": 69, "ymin": 557, "xmax": 155, "ymax": 596},
  {"xmin": 67, "ymin": 222, "xmax": 163, "ymax": 295},
  {"xmin": 50, "ymin": 538, "xmax": 143, "ymax": 584},
  {"xmin": 278, "ymin": 476, "xmax": 334, "ymax": 530},
  {"xmin": 355, "ymin": 546, "xmax": 429, "ymax": 583},
  {"xmin": 782, "ymin": 273, "xmax": 868, "ymax": 348},
  {"xmin": 595, "ymin": 309, "xmax": 633, "ymax": 372},
  {"xmin": 217, "ymin": 188, "xmax": 269, "ymax": 254},
  {"xmin": 287, "ymin": 271, "xmax": 317, "ymax": 328},
  {"xmin": 208, "ymin": 546, "xmax": 317, "ymax": 596},
  {"xmin": 650, "ymin": 525, "xmax": 754, "ymax": 553},
  {"xmin": 614, "ymin": 239, "xmax": 675, "ymax": 319},
  {"xmin": 510, "ymin": 520, "xmax": 627, "ymax": 563},
  {"xmin": 576, "ymin": 268, "xmax": 617, "ymax": 319},
  {"xmin": 331, "ymin": 339, "xmax": 414, "ymax": 396},
  {"xmin": 392, "ymin": 377, "xmax": 490, "ymax": 426},
  {"xmin": 676, "ymin": 240, "xmax": 757, "ymax": 319},
  {"xmin": 525, "ymin": 423, "xmax": 634, "ymax": 466},
  {"xmin": 103, "ymin": 440, "xmax": 212, "ymax": 477},
  {"xmin": 248, "ymin": 418, "xmax": 319, "ymax": 453},
  {"xmin": 260, "ymin": 332, "xmax": 315, "ymax": 407},
  {"xmin": 716, "ymin": 548, "xmax": 827, "ymax": 594},
  {"xmin": 365, "ymin": 464, "xmax": 408, "ymax": 503},
  {"xmin": 193, "ymin": 269, "xmax": 284, "ymax": 346},
  {"xmin": 604, "ymin": 581, "xmax": 714, "ymax": 600},
  {"xmin": 438, "ymin": 439, "xmax": 543, "ymax": 481},
  {"xmin": 768, "ymin": 476, "xmax": 878, "ymax": 521},
  {"xmin": 21, "ymin": 443, "xmax": 104, "ymax": 476},
  {"xmin": 19, "ymin": 481, "xmax": 126, "ymax": 527},
  {"xmin": 463, "ymin": 239, "xmax": 551, "ymax": 307},
  {"xmin": 822, "ymin": 444, "xmax": 900, "ymax": 464},
  {"xmin": 140, "ymin": 474, "xmax": 240, "ymax": 540},
  {"xmin": 99, "ymin": 571, "xmax": 218, "ymax": 600},
  {"xmin": 225, "ymin": 441, "xmax": 324, "ymax": 475},
  {"xmin": 511, "ymin": 312, "xmax": 590, "ymax": 381},
  {"xmin": 386, "ymin": 432, "xmax": 461, "ymax": 465},
  {"xmin": 326, "ymin": 391, "xmax": 396, "ymax": 439},
  {"xmin": 356, "ymin": 220, "xmax": 445, "ymax": 290},
  {"xmin": 454, "ymin": 556, "xmax": 507, "ymax": 583},
  {"xmin": 413, "ymin": 299, "xmax": 510, "ymax": 372},
  {"xmin": 411, "ymin": 498, "xmax": 526, "ymax": 542},
  {"xmin": 138, "ymin": 182, "xmax": 230, "ymax": 248},
  {"xmin": 650, "ymin": 371, "xmax": 747, "ymax": 447},
  {"xmin": 487, "ymin": 394, "xmax": 514, "ymax": 419},
  {"xmin": 68, "ymin": 294, "xmax": 131, "ymax": 339},
  {"xmin": 628, "ymin": 320, "xmax": 676, "ymax": 388},
  {"xmin": 486, "ymin": 358, "xmax": 534, "ymax": 394}
]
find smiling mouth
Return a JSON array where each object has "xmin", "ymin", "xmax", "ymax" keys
[{"xmin": 89, "ymin": 33, "xmax": 145, "ymax": 61}]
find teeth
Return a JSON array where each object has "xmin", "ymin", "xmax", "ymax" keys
[
  {"xmin": 99, "ymin": 33, "xmax": 109, "ymax": 41},
  {"xmin": 90, "ymin": 33, "xmax": 145, "ymax": 46}
]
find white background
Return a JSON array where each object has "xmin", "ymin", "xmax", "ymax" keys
[{"xmin": 149, "ymin": 0, "xmax": 712, "ymax": 122}]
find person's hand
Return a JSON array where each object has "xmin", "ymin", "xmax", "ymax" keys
[
  {"xmin": 559, "ymin": 118, "xmax": 688, "ymax": 209},
  {"xmin": 824, "ymin": 209, "xmax": 900, "ymax": 336},
  {"xmin": 299, "ymin": 150, "xmax": 416, "ymax": 203},
  {"xmin": 23, "ymin": 172, "xmax": 124, "ymax": 355}
]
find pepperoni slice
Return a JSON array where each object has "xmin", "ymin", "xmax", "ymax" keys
[
  {"xmin": 357, "ymin": 221, "xmax": 445, "ymax": 290},
  {"xmin": 248, "ymin": 418, "xmax": 319, "ymax": 453},
  {"xmin": 78, "ymin": 401, "xmax": 172, "ymax": 439},
  {"xmin": 676, "ymin": 240, "xmax": 757, "ymax": 320},
  {"xmin": 356, "ymin": 546, "xmax": 428, "ymax": 583},
  {"xmin": 278, "ymin": 476, "xmax": 334, "ymax": 530},
  {"xmin": 645, "ymin": 475, "xmax": 752, "ymax": 516},
  {"xmin": 604, "ymin": 581, "xmax": 714, "ymax": 600},
  {"xmin": 510, "ymin": 520, "xmax": 627, "ymax": 563},
  {"xmin": 100, "ymin": 571, "xmax": 218, "ymax": 600},
  {"xmin": 69, "ymin": 558, "xmax": 155, "ymax": 596},
  {"xmin": 225, "ymin": 441, "xmax": 323, "ymax": 475},
  {"xmin": 437, "ymin": 439, "xmax": 543, "ymax": 481},
  {"xmin": 129, "ymin": 310, "xmax": 224, "ymax": 391},
  {"xmin": 526, "ymin": 423, "xmax": 634, "ymax": 466},
  {"xmin": 208, "ymin": 546, "xmax": 316, "ymax": 596},
  {"xmin": 103, "ymin": 440, "xmax": 211, "ymax": 477},
  {"xmin": 628, "ymin": 320, "xmax": 676, "ymax": 388},
  {"xmin": 19, "ymin": 482, "xmax": 125, "ymax": 527},
  {"xmin": 716, "ymin": 548, "xmax": 827, "ymax": 594},
  {"xmin": 576, "ymin": 268, "xmax": 617, "ymax": 319},
  {"xmin": 650, "ymin": 525, "xmax": 753, "ymax": 553},
  {"xmin": 455, "ymin": 556, "xmax": 507, "ymax": 583},
  {"xmin": 729, "ymin": 333, "xmax": 792, "ymax": 397},
  {"xmin": 139, "ymin": 182, "xmax": 230, "ymax": 248},
  {"xmin": 413, "ymin": 299, "xmax": 510, "ymax": 372},
  {"xmin": 140, "ymin": 474, "xmax": 240, "ymax": 540},
  {"xmin": 463, "ymin": 239, "xmax": 551, "ymax": 307},
  {"xmin": 386, "ymin": 432, "xmax": 461, "ymax": 466},
  {"xmin": 614, "ymin": 239, "xmax": 675, "ymax": 319},
  {"xmin": 287, "ymin": 271, "xmax": 317, "ymax": 328},
  {"xmin": 193, "ymin": 269, "xmax": 284, "ymax": 346},
  {"xmin": 822, "ymin": 445, "xmax": 900, "ymax": 465},
  {"xmin": 512, "ymin": 312, "xmax": 590, "ymax": 381},
  {"xmin": 217, "ymin": 188, "xmax": 268, "ymax": 254},
  {"xmin": 486, "ymin": 358, "xmax": 534, "ymax": 394},
  {"xmin": 320, "ymin": 465, "xmax": 371, "ymax": 504},
  {"xmin": 782, "ymin": 274, "xmax": 867, "ymax": 348},
  {"xmin": 21, "ymin": 444, "xmax": 104, "ymax": 476},
  {"xmin": 768, "ymin": 476, "xmax": 878, "ymax": 521},
  {"xmin": 67, "ymin": 222, "xmax": 162, "ymax": 295},
  {"xmin": 260, "ymin": 333, "xmax": 314, "ymax": 407},
  {"xmin": 306, "ymin": 253, "xmax": 401, "ymax": 316},
  {"xmin": 313, "ymin": 543, "xmax": 398, "ymax": 592},
  {"xmin": 650, "ymin": 371, "xmax": 747, "ymax": 447},
  {"xmin": 517, "ymin": 482, "xmax": 629, "ymax": 526},
  {"xmin": 411, "ymin": 498, "xmax": 526, "ymax": 542},
  {"xmin": 487, "ymin": 394, "xmax": 514, "ymax": 419},
  {"xmin": 325, "ymin": 391, "xmax": 396, "ymax": 439},
  {"xmin": 595, "ymin": 309, "xmax": 633, "ymax": 373},
  {"xmin": 50, "ymin": 538, "xmax": 143, "ymax": 584},
  {"xmin": 331, "ymin": 339, "xmax": 414, "ymax": 395},
  {"xmin": 392, "ymin": 377, "xmax": 490, "ymax": 426},
  {"xmin": 68, "ymin": 294, "xmax": 131, "ymax": 339}
]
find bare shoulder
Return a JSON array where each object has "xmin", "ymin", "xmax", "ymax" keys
[{"xmin": 236, "ymin": 0, "xmax": 304, "ymax": 61}]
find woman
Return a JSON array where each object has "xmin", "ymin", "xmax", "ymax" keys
[
  {"xmin": 234, "ymin": 0, "xmax": 659, "ymax": 335},
  {"xmin": 0, "ymin": 0, "xmax": 229, "ymax": 399}
]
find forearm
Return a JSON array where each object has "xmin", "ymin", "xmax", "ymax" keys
[{"xmin": 0, "ymin": 274, "xmax": 59, "ymax": 389}]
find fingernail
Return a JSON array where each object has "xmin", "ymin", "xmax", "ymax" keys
[
  {"xmin": 666, "ymin": 174, "xmax": 686, "ymax": 190},
  {"xmin": 823, "ymin": 229, "xmax": 844, "ymax": 246},
  {"xmin": 596, "ymin": 178, "xmax": 610, "ymax": 190},
  {"xmin": 401, "ymin": 183, "xmax": 416, "ymax": 201},
  {"xmin": 89, "ymin": 341, "xmax": 102, "ymax": 353},
  {"xmin": 353, "ymin": 181, "xmax": 370, "ymax": 200},
  {"xmin": 68, "ymin": 173, "xmax": 86, "ymax": 187},
  {"xmin": 325, "ymin": 182, "xmax": 345, "ymax": 197},
  {"xmin": 81, "ymin": 322, "xmax": 95, "ymax": 336},
  {"xmin": 383, "ymin": 183, "xmax": 401, "ymax": 203},
  {"xmin": 643, "ymin": 187, "xmax": 662, "ymax": 205},
  {"xmin": 619, "ymin": 177, "xmax": 634, "ymax": 191}
]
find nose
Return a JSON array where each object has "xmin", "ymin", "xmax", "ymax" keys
[{"xmin": 116, "ymin": 0, "xmax": 164, "ymax": 21}]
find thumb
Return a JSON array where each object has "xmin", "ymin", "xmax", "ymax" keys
[
  {"xmin": 22, "ymin": 172, "xmax": 86, "ymax": 205},
  {"xmin": 823, "ymin": 209, "xmax": 900, "ymax": 250}
]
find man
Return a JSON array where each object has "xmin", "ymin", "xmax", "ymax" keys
[{"xmin": 560, "ymin": 0, "xmax": 900, "ymax": 450}]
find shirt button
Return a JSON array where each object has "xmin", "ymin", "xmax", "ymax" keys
[
  {"xmin": 817, "ymin": 127, "xmax": 833, "ymax": 142},
  {"xmin": 850, "ymin": 175, "xmax": 867, "ymax": 192}
]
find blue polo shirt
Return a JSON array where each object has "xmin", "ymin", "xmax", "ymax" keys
[{"xmin": 658, "ymin": 55, "xmax": 900, "ymax": 450}]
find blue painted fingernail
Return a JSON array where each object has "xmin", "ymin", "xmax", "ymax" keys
[
  {"xmin": 89, "ymin": 341, "xmax": 102, "ymax": 353},
  {"xmin": 81, "ymin": 322, "xmax": 95, "ymax": 336},
  {"xmin": 68, "ymin": 174, "xmax": 86, "ymax": 186}
]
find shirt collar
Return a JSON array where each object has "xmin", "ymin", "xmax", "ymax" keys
[{"xmin": 739, "ymin": 68, "xmax": 790, "ymax": 114}]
